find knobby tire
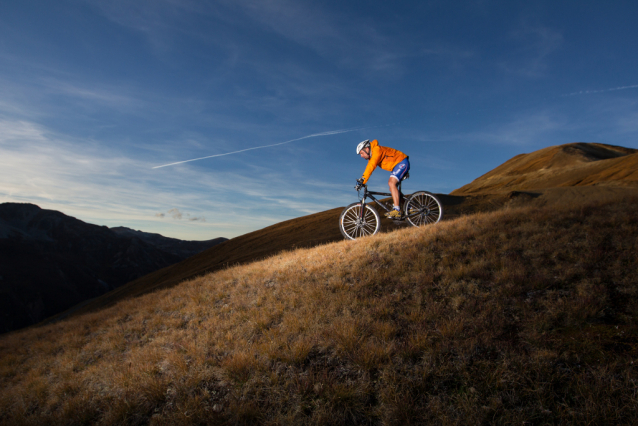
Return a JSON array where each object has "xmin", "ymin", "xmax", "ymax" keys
[
  {"xmin": 404, "ymin": 191, "xmax": 443, "ymax": 226},
  {"xmin": 339, "ymin": 203, "xmax": 381, "ymax": 240}
]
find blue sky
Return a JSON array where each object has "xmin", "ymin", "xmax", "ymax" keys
[{"xmin": 1, "ymin": 1, "xmax": 638, "ymax": 240}]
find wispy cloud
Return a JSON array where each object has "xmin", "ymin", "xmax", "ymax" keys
[
  {"xmin": 167, "ymin": 208, "xmax": 183, "ymax": 220},
  {"xmin": 500, "ymin": 25, "xmax": 564, "ymax": 78},
  {"xmin": 0, "ymin": 69, "xmax": 150, "ymax": 128},
  {"xmin": 85, "ymin": 0, "xmax": 464, "ymax": 81},
  {"xmin": 81, "ymin": 0, "xmax": 189, "ymax": 53},
  {"xmin": 456, "ymin": 100, "xmax": 638, "ymax": 150},
  {"xmin": 563, "ymin": 84, "xmax": 638, "ymax": 97},
  {"xmin": 0, "ymin": 118, "xmax": 346, "ymax": 239},
  {"xmin": 0, "ymin": 119, "xmax": 48, "ymax": 142},
  {"xmin": 42, "ymin": 79, "xmax": 144, "ymax": 108},
  {"xmin": 156, "ymin": 208, "xmax": 206, "ymax": 222},
  {"xmin": 462, "ymin": 111, "xmax": 566, "ymax": 146},
  {"xmin": 215, "ymin": 0, "xmax": 394, "ymax": 71}
]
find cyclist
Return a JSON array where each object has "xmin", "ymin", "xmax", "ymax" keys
[{"xmin": 356, "ymin": 139, "xmax": 410, "ymax": 219}]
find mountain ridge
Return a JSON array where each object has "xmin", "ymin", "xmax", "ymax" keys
[
  {"xmin": 452, "ymin": 142, "xmax": 638, "ymax": 195},
  {"xmin": 0, "ymin": 203, "xmax": 226, "ymax": 333},
  {"xmin": 109, "ymin": 226, "xmax": 227, "ymax": 259}
]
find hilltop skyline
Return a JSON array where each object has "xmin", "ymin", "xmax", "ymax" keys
[{"xmin": 1, "ymin": 1, "xmax": 638, "ymax": 239}]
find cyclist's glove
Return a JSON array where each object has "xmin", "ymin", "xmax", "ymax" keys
[{"xmin": 355, "ymin": 178, "xmax": 364, "ymax": 190}]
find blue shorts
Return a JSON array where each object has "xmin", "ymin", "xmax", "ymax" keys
[{"xmin": 390, "ymin": 158, "xmax": 410, "ymax": 182}]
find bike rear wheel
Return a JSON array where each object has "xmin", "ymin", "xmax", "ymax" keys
[
  {"xmin": 339, "ymin": 202, "xmax": 381, "ymax": 240},
  {"xmin": 404, "ymin": 191, "xmax": 443, "ymax": 227}
]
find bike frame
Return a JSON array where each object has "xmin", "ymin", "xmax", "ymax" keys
[
  {"xmin": 358, "ymin": 181, "xmax": 406, "ymax": 218},
  {"xmin": 341, "ymin": 180, "xmax": 443, "ymax": 240}
]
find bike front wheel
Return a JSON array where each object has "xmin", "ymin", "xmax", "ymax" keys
[
  {"xmin": 339, "ymin": 202, "xmax": 381, "ymax": 240},
  {"xmin": 404, "ymin": 191, "xmax": 443, "ymax": 227}
]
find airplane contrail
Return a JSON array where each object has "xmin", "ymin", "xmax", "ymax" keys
[
  {"xmin": 563, "ymin": 84, "xmax": 638, "ymax": 97},
  {"xmin": 152, "ymin": 125, "xmax": 377, "ymax": 169}
]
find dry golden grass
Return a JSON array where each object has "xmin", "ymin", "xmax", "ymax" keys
[
  {"xmin": 1, "ymin": 195, "xmax": 638, "ymax": 425},
  {"xmin": 453, "ymin": 143, "xmax": 638, "ymax": 195}
]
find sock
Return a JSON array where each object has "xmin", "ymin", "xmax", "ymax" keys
[{"xmin": 393, "ymin": 206, "xmax": 400, "ymax": 211}]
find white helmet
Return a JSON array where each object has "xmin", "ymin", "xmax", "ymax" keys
[{"xmin": 356, "ymin": 139, "xmax": 370, "ymax": 154}]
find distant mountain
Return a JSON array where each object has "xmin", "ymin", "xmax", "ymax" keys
[
  {"xmin": 0, "ymin": 203, "xmax": 226, "ymax": 333},
  {"xmin": 109, "ymin": 227, "xmax": 227, "ymax": 259},
  {"xmin": 452, "ymin": 143, "xmax": 638, "ymax": 195}
]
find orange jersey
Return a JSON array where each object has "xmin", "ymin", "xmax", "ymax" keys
[{"xmin": 361, "ymin": 140, "xmax": 407, "ymax": 183}]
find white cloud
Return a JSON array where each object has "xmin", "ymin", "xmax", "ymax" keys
[
  {"xmin": 0, "ymin": 118, "xmax": 344, "ymax": 239},
  {"xmin": 0, "ymin": 119, "xmax": 48, "ymax": 143},
  {"xmin": 42, "ymin": 79, "xmax": 144, "ymax": 108}
]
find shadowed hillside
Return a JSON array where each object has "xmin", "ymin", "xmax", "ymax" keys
[
  {"xmin": 0, "ymin": 204, "xmax": 226, "ymax": 333},
  {"xmin": 110, "ymin": 227, "xmax": 227, "ymax": 259},
  {"xmin": 1, "ymin": 194, "xmax": 637, "ymax": 425}
]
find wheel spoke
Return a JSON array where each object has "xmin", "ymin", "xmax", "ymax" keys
[
  {"xmin": 405, "ymin": 192, "xmax": 442, "ymax": 227},
  {"xmin": 343, "ymin": 224, "xmax": 357, "ymax": 233},
  {"xmin": 340, "ymin": 203, "xmax": 381, "ymax": 239}
]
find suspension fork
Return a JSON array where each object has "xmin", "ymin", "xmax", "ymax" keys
[{"xmin": 359, "ymin": 188, "xmax": 368, "ymax": 220}]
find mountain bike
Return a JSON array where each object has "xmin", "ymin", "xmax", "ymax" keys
[{"xmin": 339, "ymin": 175, "xmax": 443, "ymax": 240}]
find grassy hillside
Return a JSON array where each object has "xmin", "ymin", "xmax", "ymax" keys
[
  {"xmin": 2, "ymin": 194, "xmax": 637, "ymax": 425},
  {"xmin": 42, "ymin": 206, "xmax": 346, "ymax": 322},
  {"xmin": 44, "ymin": 142, "xmax": 638, "ymax": 326},
  {"xmin": 452, "ymin": 143, "xmax": 638, "ymax": 195},
  {"xmin": 46, "ymin": 194, "xmax": 493, "ymax": 323}
]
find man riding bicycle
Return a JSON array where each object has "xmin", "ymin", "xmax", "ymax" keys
[{"xmin": 356, "ymin": 139, "xmax": 410, "ymax": 219}]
